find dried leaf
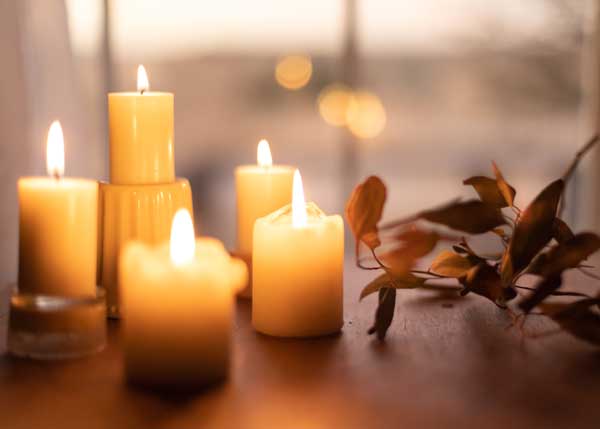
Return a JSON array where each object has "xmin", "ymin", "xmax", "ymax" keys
[
  {"xmin": 519, "ymin": 275, "xmax": 562, "ymax": 313},
  {"xmin": 552, "ymin": 218, "xmax": 575, "ymax": 244},
  {"xmin": 492, "ymin": 162, "xmax": 516, "ymax": 207},
  {"xmin": 360, "ymin": 272, "xmax": 424, "ymax": 300},
  {"xmin": 463, "ymin": 176, "xmax": 511, "ymax": 208},
  {"xmin": 345, "ymin": 176, "xmax": 386, "ymax": 251},
  {"xmin": 540, "ymin": 298, "xmax": 600, "ymax": 346},
  {"xmin": 460, "ymin": 263, "xmax": 517, "ymax": 308},
  {"xmin": 381, "ymin": 229, "xmax": 439, "ymax": 275},
  {"xmin": 500, "ymin": 179, "xmax": 564, "ymax": 285},
  {"xmin": 418, "ymin": 200, "xmax": 506, "ymax": 234},
  {"xmin": 367, "ymin": 287, "xmax": 396, "ymax": 340},
  {"xmin": 430, "ymin": 250, "xmax": 477, "ymax": 277},
  {"xmin": 528, "ymin": 232, "xmax": 600, "ymax": 278}
]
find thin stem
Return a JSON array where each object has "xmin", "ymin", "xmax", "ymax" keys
[
  {"xmin": 559, "ymin": 134, "xmax": 599, "ymax": 216},
  {"xmin": 411, "ymin": 269, "xmax": 448, "ymax": 279}
]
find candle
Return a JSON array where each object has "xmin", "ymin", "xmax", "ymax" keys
[
  {"xmin": 108, "ymin": 65, "xmax": 174, "ymax": 184},
  {"xmin": 235, "ymin": 139, "xmax": 294, "ymax": 297},
  {"xmin": 120, "ymin": 209, "xmax": 247, "ymax": 389},
  {"xmin": 252, "ymin": 170, "xmax": 344, "ymax": 337},
  {"xmin": 18, "ymin": 121, "xmax": 98, "ymax": 297}
]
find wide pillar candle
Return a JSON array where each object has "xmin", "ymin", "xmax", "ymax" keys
[
  {"xmin": 120, "ymin": 210, "xmax": 247, "ymax": 389},
  {"xmin": 108, "ymin": 65, "xmax": 174, "ymax": 184},
  {"xmin": 252, "ymin": 171, "xmax": 343, "ymax": 337},
  {"xmin": 235, "ymin": 140, "xmax": 294, "ymax": 296},
  {"xmin": 18, "ymin": 121, "xmax": 97, "ymax": 297}
]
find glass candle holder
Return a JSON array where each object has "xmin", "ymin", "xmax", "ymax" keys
[{"xmin": 8, "ymin": 287, "xmax": 107, "ymax": 360}]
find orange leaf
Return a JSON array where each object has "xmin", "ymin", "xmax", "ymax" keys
[{"xmin": 345, "ymin": 176, "xmax": 387, "ymax": 252}]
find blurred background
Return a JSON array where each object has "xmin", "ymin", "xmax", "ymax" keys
[{"xmin": 2, "ymin": 0, "xmax": 600, "ymax": 281}]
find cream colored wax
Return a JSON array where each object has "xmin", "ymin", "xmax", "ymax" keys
[
  {"xmin": 120, "ymin": 210, "xmax": 247, "ymax": 389},
  {"xmin": 108, "ymin": 65, "xmax": 174, "ymax": 184},
  {"xmin": 18, "ymin": 122, "xmax": 98, "ymax": 297},
  {"xmin": 235, "ymin": 140, "xmax": 294, "ymax": 296},
  {"xmin": 252, "ymin": 171, "xmax": 344, "ymax": 337}
]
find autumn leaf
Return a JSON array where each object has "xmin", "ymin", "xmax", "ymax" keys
[
  {"xmin": 430, "ymin": 250, "xmax": 477, "ymax": 277},
  {"xmin": 417, "ymin": 200, "xmax": 506, "ymax": 234},
  {"xmin": 345, "ymin": 176, "xmax": 387, "ymax": 253},
  {"xmin": 519, "ymin": 275, "xmax": 562, "ymax": 313},
  {"xmin": 500, "ymin": 179, "xmax": 564, "ymax": 285},
  {"xmin": 367, "ymin": 287, "xmax": 396, "ymax": 340},
  {"xmin": 552, "ymin": 217, "xmax": 575, "ymax": 244},
  {"xmin": 528, "ymin": 232, "xmax": 600, "ymax": 278},
  {"xmin": 460, "ymin": 263, "xmax": 517, "ymax": 308},
  {"xmin": 539, "ymin": 298, "xmax": 600, "ymax": 346},
  {"xmin": 381, "ymin": 228, "xmax": 439, "ymax": 276},
  {"xmin": 360, "ymin": 272, "xmax": 424, "ymax": 300},
  {"xmin": 463, "ymin": 176, "xmax": 509, "ymax": 207},
  {"xmin": 492, "ymin": 162, "xmax": 516, "ymax": 207}
]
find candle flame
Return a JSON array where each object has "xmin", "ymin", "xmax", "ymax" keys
[
  {"xmin": 257, "ymin": 139, "xmax": 273, "ymax": 167},
  {"xmin": 137, "ymin": 64, "xmax": 149, "ymax": 93},
  {"xmin": 292, "ymin": 170, "xmax": 307, "ymax": 228},
  {"xmin": 170, "ymin": 209, "xmax": 196, "ymax": 266},
  {"xmin": 46, "ymin": 120, "xmax": 64, "ymax": 178}
]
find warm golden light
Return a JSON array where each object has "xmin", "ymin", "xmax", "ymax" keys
[
  {"xmin": 346, "ymin": 91, "xmax": 387, "ymax": 139},
  {"xmin": 46, "ymin": 120, "xmax": 65, "ymax": 178},
  {"xmin": 292, "ymin": 170, "xmax": 307, "ymax": 228},
  {"xmin": 137, "ymin": 64, "xmax": 150, "ymax": 93},
  {"xmin": 257, "ymin": 139, "xmax": 273, "ymax": 167},
  {"xmin": 275, "ymin": 55, "xmax": 312, "ymax": 90},
  {"xmin": 170, "ymin": 209, "xmax": 196, "ymax": 266},
  {"xmin": 317, "ymin": 84, "xmax": 356, "ymax": 127}
]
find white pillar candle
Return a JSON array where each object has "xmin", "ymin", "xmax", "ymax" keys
[
  {"xmin": 252, "ymin": 170, "xmax": 344, "ymax": 337},
  {"xmin": 120, "ymin": 209, "xmax": 247, "ymax": 389}
]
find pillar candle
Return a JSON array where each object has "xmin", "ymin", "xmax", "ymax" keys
[
  {"xmin": 120, "ymin": 209, "xmax": 247, "ymax": 389},
  {"xmin": 18, "ymin": 121, "xmax": 98, "ymax": 297},
  {"xmin": 108, "ymin": 65, "xmax": 174, "ymax": 184},
  {"xmin": 235, "ymin": 140, "xmax": 294, "ymax": 296},
  {"xmin": 252, "ymin": 170, "xmax": 344, "ymax": 337}
]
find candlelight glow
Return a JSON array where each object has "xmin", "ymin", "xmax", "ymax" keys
[
  {"xmin": 46, "ymin": 120, "xmax": 65, "ymax": 178},
  {"xmin": 292, "ymin": 170, "xmax": 308, "ymax": 228},
  {"xmin": 137, "ymin": 64, "xmax": 150, "ymax": 93},
  {"xmin": 170, "ymin": 209, "xmax": 196, "ymax": 266},
  {"xmin": 257, "ymin": 139, "xmax": 273, "ymax": 167},
  {"xmin": 275, "ymin": 55, "xmax": 312, "ymax": 90}
]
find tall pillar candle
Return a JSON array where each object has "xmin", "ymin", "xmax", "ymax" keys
[
  {"xmin": 252, "ymin": 170, "xmax": 343, "ymax": 337},
  {"xmin": 108, "ymin": 65, "xmax": 174, "ymax": 184},
  {"xmin": 120, "ymin": 210, "xmax": 247, "ymax": 389},
  {"xmin": 18, "ymin": 121, "xmax": 97, "ymax": 297},
  {"xmin": 235, "ymin": 140, "xmax": 294, "ymax": 297}
]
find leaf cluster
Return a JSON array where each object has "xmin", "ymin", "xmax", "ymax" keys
[{"xmin": 345, "ymin": 135, "xmax": 600, "ymax": 344}]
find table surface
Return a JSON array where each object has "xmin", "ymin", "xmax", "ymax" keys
[{"xmin": 1, "ymin": 263, "xmax": 599, "ymax": 429}]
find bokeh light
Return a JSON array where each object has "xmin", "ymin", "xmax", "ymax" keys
[
  {"xmin": 317, "ymin": 84, "xmax": 357, "ymax": 127},
  {"xmin": 275, "ymin": 55, "xmax": 313, "ymax": 90},
  {"xmin": 345, "ymin": 91, "xmax": 386, "ymax": 139}
]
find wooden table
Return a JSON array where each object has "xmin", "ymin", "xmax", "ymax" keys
[{"xmin": 0, "ymin": 264, "xmax": 599, "ymax": 429}]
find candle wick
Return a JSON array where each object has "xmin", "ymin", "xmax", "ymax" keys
[{"xmin": 140, "ymin": 89, "xmax": 145, "ymax": 95}]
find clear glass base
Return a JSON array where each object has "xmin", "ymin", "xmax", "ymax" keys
[{"xmin": 8, "ymin": 287, "xmax": 107, "ymax": 360}]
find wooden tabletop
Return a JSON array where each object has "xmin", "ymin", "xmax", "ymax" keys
[{"xmin": 0, "ymin": 263, "xmax": 599, "ymax": 429}]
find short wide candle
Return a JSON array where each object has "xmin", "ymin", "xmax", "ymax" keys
[
  {"xmin": 120, "ymin": 210, "xmax": 247, "ymax": 389},
  {"xmin": 252, "ymin": 171, "xmax": 344, "ymax": 337}
]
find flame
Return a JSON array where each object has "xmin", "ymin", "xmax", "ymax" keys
[
  {"xmin": 46, "ymin": 120, "xmax": 64, "ymax": 178},
  {"xmin": 257, "ymin": 139, "xmax": 273, "ymax": 167},
  {"xmin": 292, "ymin": 170, "xmax": 307, "ymax": 228},
  {"xmin": 170, "ymin": 209, "xmax": 196, "ymax": 266},
  {"xmin": 137, "ymin": 64, "xmax": 149, "ymax": 93}
]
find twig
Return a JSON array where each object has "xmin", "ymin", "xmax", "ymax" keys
[{"xmin": 514, "ymin": 284, "xmax": 592, "ymax": 298}]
